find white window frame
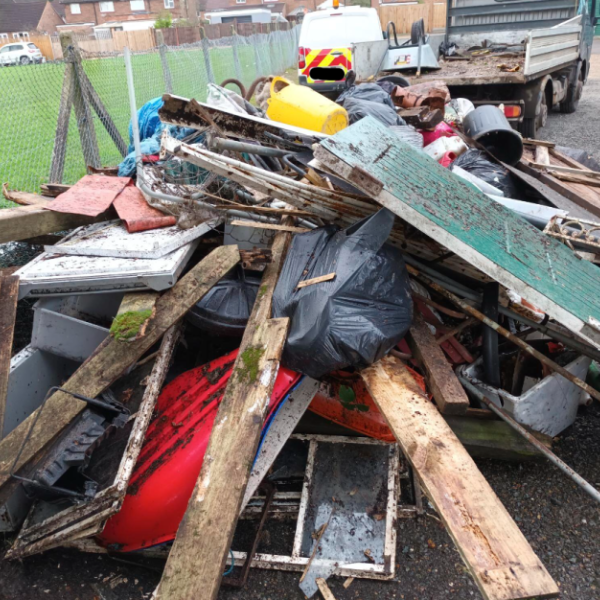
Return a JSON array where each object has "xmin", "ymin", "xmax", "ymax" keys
[
  {"xmin": 99, "ymin": 1, "xmax": 115, "ymax": 12},
  {"xmin": 236, "ymin": 0, "xmax": 246, "ymax": 4},
  {"xmin": 164, "ymin": 0, "xmax": 175, "ymax": 8},
  {"xmin": 0, "ymin": 33, "xmax": 8, "ymax": 42},
  {"xmin": 12, "ymin": 32, "xmax": 29, "ymax": 41},
  {"xmin": 70, "ymin": 3, "xmax": 82, "ymax": 13},
  {"xmin": 130, "ymin": 0, "xmax": 145, "ymax": 10}
]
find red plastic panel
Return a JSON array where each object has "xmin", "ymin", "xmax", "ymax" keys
[{"xmin": 99, "ymin": 350, "xmax": 300, "ymax": 552}]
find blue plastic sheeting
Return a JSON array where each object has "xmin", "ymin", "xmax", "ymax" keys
[
  {"xmin": 119, "ymin": 97, "xmax": 200, "ymax": 177},
  {"xmin": 128, "ymin": 97, "xmax": 165, "ymax": 154}
]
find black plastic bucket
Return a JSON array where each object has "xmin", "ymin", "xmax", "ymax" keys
[
  {"xmin": 463, "ymin": 105, "xmax": 523, "ymax": 166},
  {"xmin": 186, "ymin": 268, "xmax": 260, "ymax": 336}
]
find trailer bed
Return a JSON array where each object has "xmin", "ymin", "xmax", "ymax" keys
[{"xmin": 407, "ymin": 53, "xmax": 528, "ymax": 86}]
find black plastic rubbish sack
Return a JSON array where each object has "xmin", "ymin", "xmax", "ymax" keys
[
  {"xmin": 337, "ymin": 83, "xmax": 395, "ymax": 108},
  {"xmin": 343, "ymin": 98, "xmax": 405, "ymax": 126},
  {"xmin": 451, "ymin": 149, "xmax": 522, "ymax": 199},
  {"xmin": 272, "ymin": 209, "xmax": 413, "ymax": 379}
]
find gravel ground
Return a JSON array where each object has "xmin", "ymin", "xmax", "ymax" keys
[
  {"xmin": 541, "ymin": 39, "xmax": 600, "ymax": 162},
  {"xmin": 2, "ymin": 46, "xmax": 600, "ymax": 600}
]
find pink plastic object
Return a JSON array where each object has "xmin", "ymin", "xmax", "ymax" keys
[
  {"xmin": 421, "ymin": 122, "xmax": 454, "ymax": 147},
  {"xmin": 439, "ymin": 151, "xmax": 457, "ymax": 168}
]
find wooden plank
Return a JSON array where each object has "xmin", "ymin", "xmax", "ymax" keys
[
  {"xmin": 534, "ymin": 145, "xmax": 550, "ymax": 166},
  {"xmin": 229, "ymin": 219, "xmax": 309, "ymax": 234},
  {"xmin": 109, "ymin": 292, "xmax": 159, "ymax": 341},
  {"xmin": 513, "ymin": 161, "xmax": 600, "ymax": 221},
  {"xmin": 0, "ymin": 203, "xmax": 102, "ymax": 244},
  {"xmin": 2, "ymin": 187, "xmax": 51, "ymax": 206},
  {"xmin": 317, "ymin": 578, "xmax": 337, "ymax": 600},
  {"xmin": 156, "ymin": 227, "xmax": 292, "ymax": 600},
  {"xmin": 314, "ymin": 117, "xmax": 600, "ymax": 349},
  {"xmin": 532, "ymin": 162, "xmax": 600, "ymax": 179},
  {"xmin": 0, "ymin": 276, "xmax": 19, "ymax": 438},
  {"xmin": 0, "ymin": 245, "xmax": 240, "ymax": 499},
  {"xmin": 407, "ymin": 313, "xmax": 469, "ymax": 415},
  {"xmin": 361, "ymin": 355, "xmax": 559, "ymax": 600},
  {"xmin": 297, "ymin": 272, "xmax": 336, "ymax": 289}
]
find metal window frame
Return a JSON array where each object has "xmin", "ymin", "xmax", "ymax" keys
[{"xmin": 230, "ymin": 434, "xmax": 401, "ymax": 581}]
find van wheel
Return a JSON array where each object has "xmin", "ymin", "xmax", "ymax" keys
[
  {"xmin": 560, "ymin": 66, "xmax": 583, "ymax": 114},
  {"xmin": 20, "ymin": 56, "xmax": 30, "ymax": 65}
]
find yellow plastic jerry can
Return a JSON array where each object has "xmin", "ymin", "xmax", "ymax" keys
[{"xmin": 266, "ymin": 77, "xmax": 348, "ymax": 135}]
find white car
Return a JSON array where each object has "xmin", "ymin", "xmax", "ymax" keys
[{"xmin": 0, "ymin": 42, "xmax": 44, "ymax": 66}]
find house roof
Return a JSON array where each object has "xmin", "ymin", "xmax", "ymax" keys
[
  {"xmin": 0, "ymin": 0, "xmax": 48, "ymax": 33},
  {"xmin": 204, "ymin": 0, "xmax": 286, "ymax": 13}
]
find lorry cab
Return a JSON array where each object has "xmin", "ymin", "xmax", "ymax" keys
[{"xmin": 298, "ymin": 6, "xmax": 383, "ymax": 93}]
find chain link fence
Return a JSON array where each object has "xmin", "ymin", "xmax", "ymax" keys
[{"xmin": 0, "ymin": 27, "xmax": 299, "ymax": 207}]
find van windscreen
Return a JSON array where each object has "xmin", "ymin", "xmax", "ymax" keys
[{"xmin": 303, "ymin": 15, "xmax": 381, "ymax": 47}]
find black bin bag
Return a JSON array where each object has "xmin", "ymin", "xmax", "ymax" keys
[{"xmin": 272, "ymin": 209, "xmax": 413, "ymax": 379}]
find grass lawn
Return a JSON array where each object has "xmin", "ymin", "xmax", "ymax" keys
[{"xmin": 0, "ymin": 40, "xmax": 293, "ymax": 208}]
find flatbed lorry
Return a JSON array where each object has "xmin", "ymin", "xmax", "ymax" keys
[{"xmin": 351, "ymin": 0, "xmax": 597, "ymax": 138}]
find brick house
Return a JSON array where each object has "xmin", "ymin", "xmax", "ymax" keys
[
  {"xmin": 0, "ymin": 0, "xmax": 65, "ymax": 42},
  {"xmin": 203, "ymin": 0, "xmax": 317, "ymax": 20},
  {"xmin": 58, "ymin": 0, "xmax": 193, "ymax": 30}
]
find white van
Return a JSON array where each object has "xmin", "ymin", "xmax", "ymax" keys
[{"xmin": 298, "ymin": 7, "xmax": 383, "ymax": 94}]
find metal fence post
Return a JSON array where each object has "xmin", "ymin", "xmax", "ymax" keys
[
  {"xmin": 60, "ymin": 32, "xmax": 101, "ymax": 171},
  {"xmin": 200, "ymin": 27, "xmax": 215, "ymax": 84},
  {"xmin": 231, "ymin": 25, "xmax": 243, "ymax": 83},
  {"xmin": 252, "ymin": 25, "xmax": 264, "ymax": 78},
  {"xmin": 156, "ymin": 30, "xmax": 174, "ymax": 94},
  {"xmin": 49, "ymin": 42, "xmax": 75, "ymax": 183}
]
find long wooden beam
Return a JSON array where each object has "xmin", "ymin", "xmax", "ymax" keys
[
  {"xmin": 0, "ymin": 245, "xmax": 240, "ymax": 499},
  {"xmin": 361, "ymin": 355, "xmax": 558, "ymax": 600},
  {"xmin": 407, "ymin": 313, "xmax": 469, "ymax": 415},
  {"xmin": 0, "ymin": 201, "xmax": 102, "ymax": 244},
  {"xmin": 0, "ymin": 276, "xmax": 19, "ymax": 438},
  {"xmin": 156, "ymin": 228, "xmax": 292, "ymax": 600}
]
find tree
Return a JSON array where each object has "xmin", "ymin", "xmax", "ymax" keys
[{"xmin": 154, "ymin": 11, "xmax": 173, "ymax": 28}]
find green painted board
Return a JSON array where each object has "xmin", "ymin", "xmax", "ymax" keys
[{"xmin": 316, "ymin": 116, "xmax": 600, "ymax": 348}]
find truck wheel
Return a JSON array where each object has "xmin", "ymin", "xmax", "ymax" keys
[
  {"xmin": 560, "ymin": 67, "xmax": 583, "ymax": 114},
  {"xmin": 519, "ymin": 117, "xmax": 537, "ymax": 139}
]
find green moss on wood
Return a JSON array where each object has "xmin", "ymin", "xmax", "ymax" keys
[
  {"xmin": 238, "ymin": 346, "xmax": 265, "ymax": 383},
  {"xmin": 110, "ymin": 309, "xmax": 152, "ymax": 341}
]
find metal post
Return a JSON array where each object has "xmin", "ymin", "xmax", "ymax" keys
[
  {"xmin": 460, "ymin": 376, "xmax": 600, "ymax": 505},
  {"xmin": 231, "ymin": 26, "xmax": 243, "ymax": 83},
  {"xmin": 200, "ymin": 27, "xmax": 215, "ymax": 84},
  {"xmin": 124, "ymin": 47, "xmax": 142, "ymax": 177},
  {"xmin": 156, "ymin": 30, "xmax": 173, "ymax": 94},
  {"xmin": 252, "ymin": 24, "xmax": 263, "ymax": 78},
  {"xmin": 49, "ymin": 50, "xmax": 75, "ymax": 183}
]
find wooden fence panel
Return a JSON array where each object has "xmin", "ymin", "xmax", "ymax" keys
[
  {"xmin": 29, "ymin": 35, "xmax": 55, "ymax": 60},
  {"xmin": 377, "ymin": 3, "xmax": 446, "ymax": 34}
]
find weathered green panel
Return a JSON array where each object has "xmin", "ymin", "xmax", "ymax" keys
[{"xmin": 319, "ymin": 116, "xmax": 600, "ymax": 329}]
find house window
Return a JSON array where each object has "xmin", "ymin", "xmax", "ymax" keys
[
  {"xmin": 236, "ymin": 0, "xmax": 246, "ymax": 3},
  {"xmin": 12, "ymin": 32, "xmax": 29, "ymax": 41},
  {"xmin": 130, "ymin": 0, "xmax": 145, "ymax": 10},
  {"xmin": 70, "ymin": 3, "xmax": 81, "ymax": 14},
  {"xmin": 99, "ymin": 1, "xmax": 115, "ymax": 12},
  {"xmin": 0, "ymin": 34, "xmax": 8, "ymax": 42},
  {"xmin": 164, "ymin": 0, "xmax": 175, "ymax": 8}
]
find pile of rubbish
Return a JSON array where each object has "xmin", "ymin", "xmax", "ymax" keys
[{"xmin": 3, "ymin": 71, "xmax": 600, "ymax": 600}]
